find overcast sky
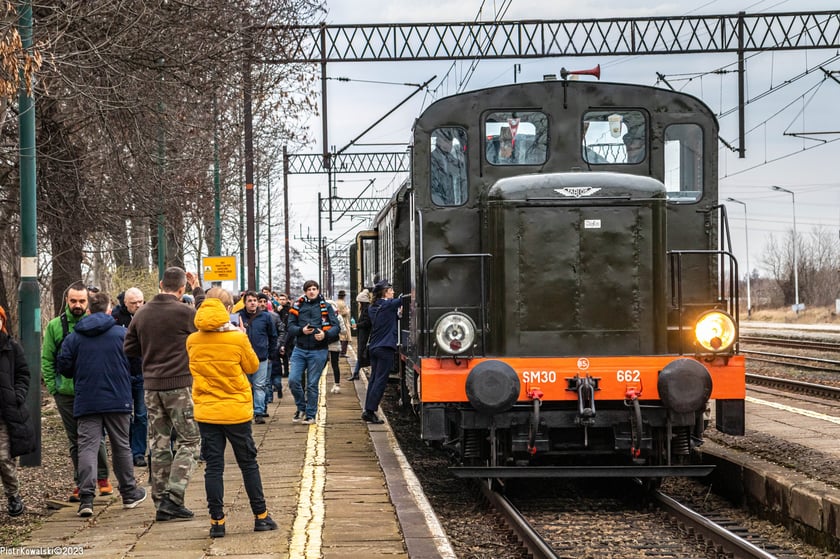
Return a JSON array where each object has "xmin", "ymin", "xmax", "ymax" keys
[{"xmin": 275, "ymin": 0, "xmax": 840, "ymax": 290}]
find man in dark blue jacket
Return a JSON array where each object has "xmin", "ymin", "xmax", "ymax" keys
[
  {"xmin": 57, "ymin": 292, "xmax": 147, "ymax": 517},
  {"xmin": 237, "ymin": 291, "xmax": 277, "ymax": 423},
  {"xmin": 286, "ymin": 281, "xmax": 339, "ymax": 424}
]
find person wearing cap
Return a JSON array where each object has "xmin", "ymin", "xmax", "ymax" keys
[
  {"xmin": 286, "ymin": 280, "xmax": 339, "ymax": 424},
  {"xmin": 0, "ymin": 305, "xmax": 35, "ymax": 517},
  {"xmin": 348, "ymin": 288, "xmax": 372, "ymax": 381},
  {"xmin": 361, "ymin": 279, "xmax": 402, "ymax": 424}
]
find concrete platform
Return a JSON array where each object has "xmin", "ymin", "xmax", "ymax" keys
[
  {"xmin": 18, "ymin": 358, "xmax": 455, "ymax": 558},
  {"xmin": 702, "ymin": 385, "xmax": 840, "ymax": 548}
]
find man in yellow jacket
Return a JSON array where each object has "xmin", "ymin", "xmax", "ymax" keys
[{"xmin": 186, "ymin": 288, "xmax": 277, "ymax": 538}]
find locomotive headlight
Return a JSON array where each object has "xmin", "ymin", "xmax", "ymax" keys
[
  {"xmin": 434, "ymin": 312, "xmax": 476, "ymax": 355},
  {"xmin": 694, "ymin": 311, "xmax": 736, "ymax": 352}
]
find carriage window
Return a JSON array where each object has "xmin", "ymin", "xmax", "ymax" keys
[
  {"xmin": 664, "ymin": 124, "xmax": 703, "ymax": 202},
  {"xmin": 431, "ymin": 127, "xmax": 469, "ymax": 206},
  {"xmin": 484, "ymin": 111, "xmax": 548, "ymax": 166},
  {"xmin": 582, "ymin": 110, "xmax": 646, "ymax": 164}
]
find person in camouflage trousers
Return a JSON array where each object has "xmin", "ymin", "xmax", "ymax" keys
[{"xmin": 124, "ymin": 267, "xmax": 203, "ymax": 521}]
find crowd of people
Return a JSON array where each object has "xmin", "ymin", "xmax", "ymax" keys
[{"xmin": 0, "ymin": 267, "xmax": 401, "ymax": 539}]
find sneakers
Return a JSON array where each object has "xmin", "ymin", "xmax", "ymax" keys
[
  {"xmin": 7, "ymin": 495, "xmax": 23, "ymax": 517},
  {"xmin": 254, "ymin": 512, "xmax": 278, "ymax": 532},
  {"xmin": 210, "ymin": 515, "xmax": 226, "ymax": 538},
  {"xmin": 361, "ymin": 410, "xmax": 384, "ymax": 424},
  {"xmin": 330, "ymin": 384, "xmax": 341, "ymax": 394},
  {"xmin": 122, "ymin": 487, "xmax": 147, "ymax": 509},
  {"xmin": 292, "ymin": 411, "xmax": 302, "ymax": 423},
  {"xmin": 156, "ymin": 496, "xmax": 194, "ymax": 521},
  {"xmin": 254, "ymin": 416, "xmax": 266, "ymax": 425},
  {"xmin": 133, "ymin": 455, "xmax": 147, "ymax": 467},
  {"xmin": 77, "ymin": 499, "xmax": 94, "ymax": 518},
  {"xmin": 301, "ymin": 417, "xmax": 315, "ymax": 425},
  {"xmin": 68, "ymin": 487, "xmax": 80, "ymax": 503},
  {"xmin": 97, "ymin": 478, "xmax": 114, "ymax": 496}
]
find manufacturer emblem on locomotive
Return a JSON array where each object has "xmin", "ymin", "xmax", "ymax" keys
[
  {"xmin": 555, "ymin": 187, "xmax": 601, "ymax": 198},
  {"xmin": 577, "ymin": 358, "xmax": 590, "ymax": 371}
]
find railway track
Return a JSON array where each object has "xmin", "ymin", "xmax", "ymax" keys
[
  {"xmin": 747, "ymin": 372, "xmax": 840, "ymax": 400},
  {"xmin": 741, "ymin": 349, "xmax": 840, "ymax": 372},
  {"xmin": 481, "ymin": 480, "xmax": 794, "ymax": 559},
  {"xmin": 741, "ymin": 336, "xmax": 840, "ymax": 352}
]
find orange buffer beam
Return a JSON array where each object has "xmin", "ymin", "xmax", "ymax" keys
[{"xmin": 419, "ymin": 355, "xmax": 745, "ymax": 403}]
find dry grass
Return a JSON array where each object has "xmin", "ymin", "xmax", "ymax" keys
[{"xmin": 745, "ymin": 305, "xmax": 840, "ymax": 324}]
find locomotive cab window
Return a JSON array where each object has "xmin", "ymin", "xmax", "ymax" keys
[
  {"xmin": 431, "ymin": 127, "xmax": 469, "ymax": 206},
  {"xmin": 484, "ymin": 111, "xmax": 548, "ymax": 166},
  {"xmin": 664, "ymin": 124, "xmax": 703, "ymax": 202},
  {"xmin": 582, "ymin": 110, "xmax": 646, "ymax": 164}
]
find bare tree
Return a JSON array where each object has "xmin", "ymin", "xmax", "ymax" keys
[
  {"xmin": 760, "ymin": 226, "xmax": 840, "ymax": 309},
  {"xmin": 11, "ymin": 0, "xmax": 323, "ymax": 312}
]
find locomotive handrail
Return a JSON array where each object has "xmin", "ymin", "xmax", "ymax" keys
[
  {"xmin": 668, "ymin": 249, "xmax": 739, "ymax": 355},
  {"xmin": 706, "ymin": 204, "xmax": 735, "ymax": 304},
  {"xmin": 422, "ymin": 253, "xmax": 492, "ymax": 356}
]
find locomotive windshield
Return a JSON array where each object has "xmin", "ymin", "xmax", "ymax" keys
[
  {"xmin": 483, "ymin": 111, "xmax": 548, "ymax": 165},
  {"xmin": 582, "ymin": 110, "xmax": 647, "ymax": 164}
]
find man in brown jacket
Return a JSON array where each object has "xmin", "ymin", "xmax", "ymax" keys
[{"xmin": 124, "ymin": 267, "xmax": 203, "ymax": 521}]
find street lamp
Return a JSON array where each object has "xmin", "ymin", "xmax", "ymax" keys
[
  {"xmin": 770, "ymin": 185, "xmax": 800, "ymax": 311},
  {"xmin": 726, "ymin": 197, "xmax": 751, "ymax": 316}
]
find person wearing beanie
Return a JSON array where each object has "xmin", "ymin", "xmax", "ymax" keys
[{"xmin": 286, "ymin": 280, "xmax": 339, "ymax": 424}]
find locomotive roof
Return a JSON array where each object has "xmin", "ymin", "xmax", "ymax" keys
[
  {"xmin": 487, "ymin": 171, "xmax": 666, "ymax": 201},
  {"xmin": 414, "ymin": 79, "xmax": 717, "ymax": 134}
]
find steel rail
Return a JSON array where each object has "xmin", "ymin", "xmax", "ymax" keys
[
  {"xmin": 747, "ymin": 373, "xmax": 840, "ymax": 400},
  {"xmin": 653, "ymin": 490, "xmax": 779, "ymax": 559},
  {"xmin": 741, "ymin": 335, "xmax": 840, "ymax": 351},
  {"xmin": 479, "ymin": 481, "xmax": 560, "ymax": 559},
  {"xmin": 742, "ymin": 350, "xmax": 840, "ymax": 369}
]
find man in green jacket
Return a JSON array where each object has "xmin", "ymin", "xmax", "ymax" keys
[{"xmin": 41, "ymin": 281, "xmax": 112, "ymax": 502}]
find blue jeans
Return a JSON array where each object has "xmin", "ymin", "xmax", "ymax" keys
[
  {"xmin": 198, "ymin": 421, "xmax": 266, "ymax": 519},
  {"xmin": 129, "ymin": 383, "xmax": 148, "ymax": 459},
  {"xmin": 288, "ymin": 347, "xmax": 328, "ymax": 420},
  {"xmin": 248, "ymin": 361, "xmax": 269, "ymax": 415}
]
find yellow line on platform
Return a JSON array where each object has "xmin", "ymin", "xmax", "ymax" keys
[
  {"xmin": 289, "ymin": 367, "xmax": 327, "ymax": 558},
  {"xmin": 747, "ymin": 395, "xmax": 840, "ymax": 425}
]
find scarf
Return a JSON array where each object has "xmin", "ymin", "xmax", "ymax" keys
[{"xmin": 290, "ymin": 295, "xmax": 332, "ymax": 331}]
